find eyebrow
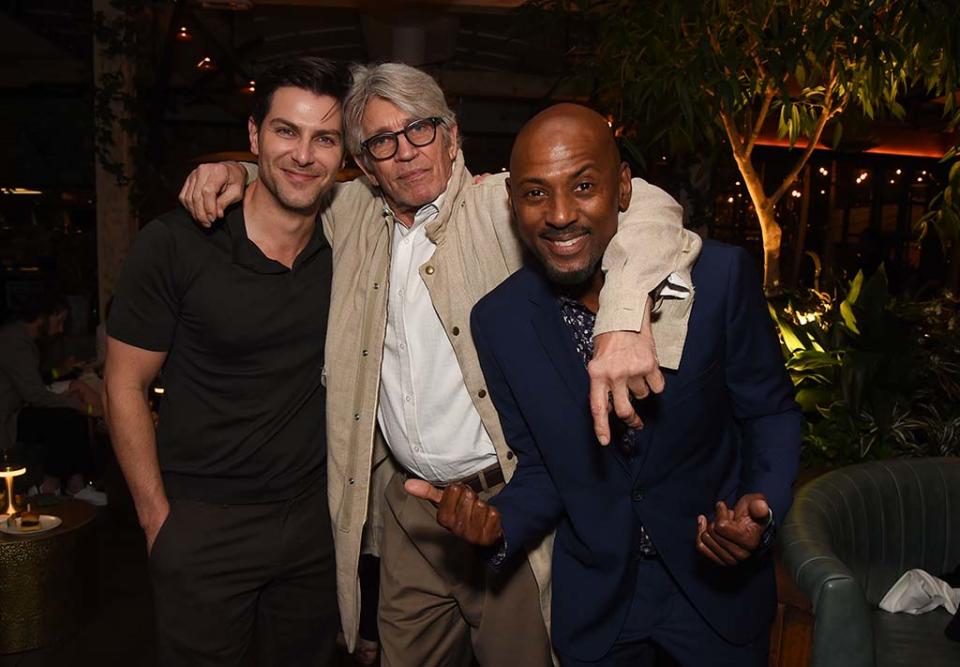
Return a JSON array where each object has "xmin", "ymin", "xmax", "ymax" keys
[
  {"xmin": 516, "ymin": 163, "xmax": 598, "ymax": 186},
  {"xmin": 365, "ymin": 117, "xmax": 418, "ymax": 137},
  {"xmin": 269, "ymin": 117, "xmax": 342, "ymax": 138}
]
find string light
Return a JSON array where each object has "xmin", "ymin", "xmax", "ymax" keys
[
  {"xmin": 820, "ymin": 189, "xmax": 826, "ymax": 195},
  {"xmin": 791, "ymin": 190, "xmax": 802, "ymax": 198},
  {"xmin": 896, "ymin": 168, "xmax": 902, "ymax": 175},
  {"xmin": 243, "ymin": 79, "xmax": 256, "ymax": 94},
  {"xmin": 196, "ymin": 56, "xmax": 215, "ymax": 70},
  {"xmin": 818, "ymin": 167, "xmax": 828, "ymax": 176},
  {"xmin": 727, "ymin": 196, "xmax": 734, "ymax": 203},
  {"xmin": 176, "ymin": 25, "xmax": 192, "ymax": 42}
]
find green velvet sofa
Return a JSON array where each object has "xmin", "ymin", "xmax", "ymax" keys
[{"xmin": 780, "ymin": 457, "xmax": 960, "ymax": 666}]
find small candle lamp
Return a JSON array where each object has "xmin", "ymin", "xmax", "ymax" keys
[{"xmin": 0, "ymin": 450, "xmax": 27, "ymax": 516}]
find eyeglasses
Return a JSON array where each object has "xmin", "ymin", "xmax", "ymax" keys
[{"xmin": 360, "ymin": 117, "xmax": 443, "ymax": 160}]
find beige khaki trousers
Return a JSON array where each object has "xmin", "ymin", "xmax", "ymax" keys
[{"xmin": 379, "ymin": 470, "xmax": 553, "ymax": 667}]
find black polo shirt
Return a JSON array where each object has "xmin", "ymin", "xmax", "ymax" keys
[{"xmin": 109, "ymin": 205, "xmax": 331, "ymax": 504}]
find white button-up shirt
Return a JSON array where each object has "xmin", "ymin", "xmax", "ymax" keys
[{"xmin": 377, "ymin": 195, "xmax": 499, "ymax": 484}]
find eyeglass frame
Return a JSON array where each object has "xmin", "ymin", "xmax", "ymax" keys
[{"xmin": 359, "ymin": 116, "xmax": 445, "ymax": 161}]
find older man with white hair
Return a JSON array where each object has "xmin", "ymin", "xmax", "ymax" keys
[{"xmin": 179, "ymin": 62, "xmax": 700, "ymax": 667}]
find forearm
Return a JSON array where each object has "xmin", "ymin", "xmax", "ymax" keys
[
  {"xmin": 105, "ymin": 385, "xmax": 168, "ymax": 528},
  {"xmin": 596, "ymin": 178, "xmax": 700, "ymax": 337}
]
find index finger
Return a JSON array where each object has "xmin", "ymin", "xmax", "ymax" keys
[{"xmin": 589, "ymin": 376, "xmax": 612, "ymax": 446}]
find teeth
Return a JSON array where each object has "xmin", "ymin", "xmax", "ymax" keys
[{"xmin": 551, "ymin": 238, "xmax": 581, "ymax": 247}]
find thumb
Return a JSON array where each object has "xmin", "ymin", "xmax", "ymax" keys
[
  {"xmin": 404, "ymin": 479, "xmax": 444, "ymax": 504},
  {"xmin": 747, "ymin": 497, "xmax": 770, "ymax": 523}
]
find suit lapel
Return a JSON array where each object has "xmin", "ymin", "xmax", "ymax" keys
[{"xmin": 526, "ymin": 273, "xmax": 632, "ymax": 477}]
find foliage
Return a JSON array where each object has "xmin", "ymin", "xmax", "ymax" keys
[
  {"xmin": 529, "ymin": 0, "xmax": 960, "ymax": 291},
  {"xmin": 92, "ymin": 0, "xmax": 167, "ymax": 208},
  {"xmin": 768, "ymin": 269, "xmax": 960, "ymax": 467}
]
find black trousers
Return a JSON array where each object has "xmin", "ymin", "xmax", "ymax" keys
[{"xmin": 149, "ymin": 478, "xmax": 338, "ymax": 667}]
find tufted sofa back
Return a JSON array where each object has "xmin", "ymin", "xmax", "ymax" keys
[{"xmin": 785, "ymin": 457, "xmax": 960, "ymax": 604}]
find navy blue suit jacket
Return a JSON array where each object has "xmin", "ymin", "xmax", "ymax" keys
[{"xmin": 470, "ymin": 241, "xmax": 801, "ymax": 662}]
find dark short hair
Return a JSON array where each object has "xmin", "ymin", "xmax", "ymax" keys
[
  {"xmin": 250, "ymin": 57, "xmax": 352, "ymax": 128},
  {"xmin": 14, "ymin": 292, "xmax": 68, "ymax": 324}
]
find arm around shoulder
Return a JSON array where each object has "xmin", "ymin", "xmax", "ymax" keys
[{"xmin": 596, "ymin": 178, "xmax": 702, "ymax": 369}]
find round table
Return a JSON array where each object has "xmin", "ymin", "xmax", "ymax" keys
[{"xmin": 0, "ymin": 498, "xmax": 99, "ymax": 654}]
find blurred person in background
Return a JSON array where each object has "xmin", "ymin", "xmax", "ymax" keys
[{"xmin": 0, "ymin": 293, "xmax": 105, "ymax": 504}]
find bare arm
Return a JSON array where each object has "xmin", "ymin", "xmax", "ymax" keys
[{"xmin": 103, "ymin": 336, "xmax": 168, "ymax": 553}]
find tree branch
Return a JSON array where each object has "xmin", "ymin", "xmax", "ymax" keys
[
  {"xmin": 770, "ymin": 64, "xmax": 839, "ymax": 206},
  {"xmin": 719, "ymin": 106, "xmax": 746, "ymax": 159},
  {"xmin": 745, "ymin": 86, "xmax": 776, "ymax": 157}
]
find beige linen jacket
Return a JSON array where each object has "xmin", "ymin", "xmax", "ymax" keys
[{"xmin": 250, "ymin": 152, "xmax": 701, "ymax": 649}]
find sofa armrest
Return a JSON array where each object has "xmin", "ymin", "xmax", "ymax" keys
[{"xmin": 780, "ymin": 528, "xmax": 875, "ymax": 667}]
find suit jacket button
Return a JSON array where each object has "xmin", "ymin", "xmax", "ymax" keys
[
  {"xmin": 452, "ymin": 326, "xmax": 460, "ymax": 336},
  {"xmin": 478, "ymin": 389, "xmax": 487, "ymax": 398},
  {"xmin": 424, "ymin": 265, "xmax": 435, "ymax": 275},
  {"xmin": 632, "ymin": 489, "xmax": 644, "ymax": 501},
  {"xmin": 506, "ymin": 451, "xmax": 514, "ymax": 460}
]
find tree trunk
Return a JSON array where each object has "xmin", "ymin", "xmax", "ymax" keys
[
  {"xmin": 757, "ymin": 205, "xmax": 783, "ymax": 292},
  {"xmin": 732, "ymin": 153, "xmax": 783, "ymax": 292},
  {"xmin": 93, "ymin": 0, "xmax": 139, "ymax": 320}
]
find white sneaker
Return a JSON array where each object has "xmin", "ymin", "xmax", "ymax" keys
[{"xmin": 72, "ymin": 485, "xmax": 108, "ymax": 506}]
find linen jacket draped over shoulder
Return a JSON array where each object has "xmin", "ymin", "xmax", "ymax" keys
[{"xmin": 268, "ymin": 151, "xmax": 700, "ymax": 648}]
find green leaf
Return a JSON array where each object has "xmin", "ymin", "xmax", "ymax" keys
[{"xmin": 840, "ymin": 301, "xmax": 861, "ymax": 335}]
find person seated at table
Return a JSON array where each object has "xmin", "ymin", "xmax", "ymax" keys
[{"xmin": 0, "ymin": 295, "xmax": 106, "ymax": 505}]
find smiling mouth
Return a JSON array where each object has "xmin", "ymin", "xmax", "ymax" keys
[
  {"xmin": 282, "ymin": 169, "xmax": 320, "ymax": 182},
  {"xmin": 542, "ymin": 232, "xmax": 589, "ymax": 256}
]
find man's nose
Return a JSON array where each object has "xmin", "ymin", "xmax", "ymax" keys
[
  {"xmin": 292, "ymin": 137, "xmax": 314, "ymax": 166},
  {"xmin": 394, "ymin": 133, "xmax": 418, "ymax": 161},
  {"xmin": 546, "ymin": 193, "xmax": 577, "ymax": 227}
]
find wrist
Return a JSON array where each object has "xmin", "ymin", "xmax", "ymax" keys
[{"xmin": 137, "ymin": 498, "xmax": 169, "ymax": 532}]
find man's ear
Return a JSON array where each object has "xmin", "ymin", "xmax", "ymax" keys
[
  {"xmin": 354, "ymin": 153, "xmax": 379, "ymax": 188},
  {"xmin": 618, "ymin": 161, "xmax": 632, "ymax": 212},
  {"xmin": 505, "ymin": 178, "xmax": 514, "ymax": 218},
  {"xmin": 446, "ymin": 123, "xmax": 460, "ymax": 161},
  {"xmin": 248, "ymin": 117, "xmax": 260, "ymax": 157}
]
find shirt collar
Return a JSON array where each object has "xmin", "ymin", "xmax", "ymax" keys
[
  {"xmin": 226, "ymin": 203, "xmax": 327, "ymax": 274},
  {"xmin": 383, "ymin": 186, "xmax": 448, "ymax": 235}
]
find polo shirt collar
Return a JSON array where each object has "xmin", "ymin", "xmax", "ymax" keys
[{"xmin": 225, "ymin": 203, "xmax": 328, "ymax": 274}]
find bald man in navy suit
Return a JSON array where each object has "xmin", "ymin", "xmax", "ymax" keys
[{"xmin": 407, "ymin": 104, "xmax": 801, "ymax": 666}]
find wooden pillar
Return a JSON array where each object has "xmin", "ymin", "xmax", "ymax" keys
[
  {"xmin": 790, "ymin": 164, "xmax": 812, "ymax": 288},
  {"xmin": 93, "ymin": 0, "xmax": 139, "ymax": 321}
]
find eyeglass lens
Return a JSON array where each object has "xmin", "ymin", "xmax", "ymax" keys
[{"xmin": 365, "ymin": 119, "xmax": 438, "ymax": 159}]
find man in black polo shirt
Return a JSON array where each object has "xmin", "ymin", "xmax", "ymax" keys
[{"xmin": 104, "ymin": 58, "xmax": 348, "ymax": 666}]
